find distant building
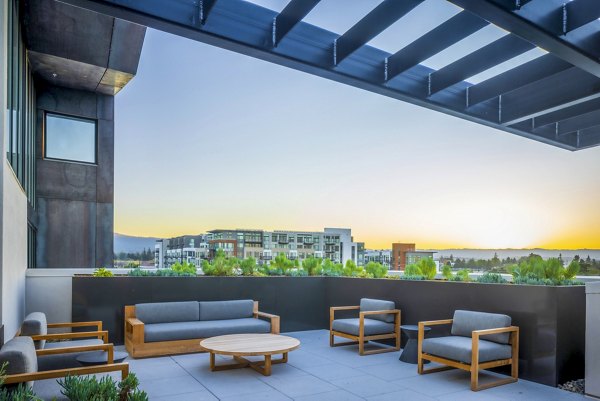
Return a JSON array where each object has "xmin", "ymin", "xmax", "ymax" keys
[
  {"xmin": 391, "ymin": 243, "xmax": 437, "ymax": 271},
  {"xmin": 364, "ymin": 250, "xmax": 391, "ymax": 269},
  {"xmin": 155, "ymin": 227, "xmax": 364, "ymax": 268}
]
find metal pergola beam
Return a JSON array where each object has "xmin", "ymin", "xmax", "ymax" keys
[
  {"xmin": 532, "ymin": 97, "xmax": 600, "ymax": 129},
  {"xmin": 334, "ymin": 0, "xmax": 423, "ymax": 65},
  {"xmin": 554, "ymin": 109, "xmax": 600, "ymax": 136},
  {"xmin": 385, "ymin": 11, "xmax": 487, "ymax": 81},
  {"xmin": 565, "ymin": 0, "xmax": 600, "ymax": 34},
  {"xmin": 448, "ymin": 0, "xmax": 600, "ymax": 78},
  {"xmin": 200, "ymin": 0, "xmax": 218, "ymax": 24},
  {"xmin": 467, "ymin": 54, "xmax": 572, "ymax": 107},
  {"xmin": 273, "ymin": 0, "xmax": 321, "ymax": 46},
  {"xmin": 429, "ymin": 34, "xmax": 534, "ymax": 95}
]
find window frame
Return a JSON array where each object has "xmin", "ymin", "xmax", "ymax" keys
[{"xmin": 43, "ymin": 111, "xmax": 98, "ymax": 165}]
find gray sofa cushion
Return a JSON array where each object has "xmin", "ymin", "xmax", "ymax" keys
[
  {"xmin": 135, "ymin": 301, "xmax": 199, "ymax": 324},
  {"xmin": 38, "ymin": 339, "xmax": 103, "ymax": 371},
  {"xmin": 144, "ymin": 318, "xmax": 270, "ymax": 342},
  {"xmin": 20, "ymin": 312, "xmax": 48, "ymax": 350},
  {"xmin": 199, "ymin": 300, "xmax": 254, "ymax": 321},
  {"xmin": 0, "ymin": 337, "xmax": 38, "ymax": 388},
  {"xmin": 422, "ymin": 336, "xmax": 512, "ymax": 364},
  {"xmin": 332, "ymin": 318, "xmax": 395, "ymax": 336},
  {"xmin": 451, "ymin": 310, "xmax": 512, "ymax": 344},
  {"xmin": 359, "ymin": 298, "xmax": 396, "ymax": 323}
]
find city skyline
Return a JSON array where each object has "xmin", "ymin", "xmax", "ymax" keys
[{"xmin": 114, "ymin": 6, "xmax": 600, "ymax": 250}]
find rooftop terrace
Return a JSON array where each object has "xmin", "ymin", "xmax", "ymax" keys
[{"xmin": 32, "ymin": 330, "xmax": 585, "ymax": 401}]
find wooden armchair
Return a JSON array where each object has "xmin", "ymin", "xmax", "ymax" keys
[
  {"xmin": 329, "ymin": 298, "xmax": 401, "ymax": 355},
  {"xmin": 1, "ymin": 337, "xmax": 128, "ymax": 387},
  {"xmin": 417, "ymin": 310, "xmax": 519, "ymax": 391}
]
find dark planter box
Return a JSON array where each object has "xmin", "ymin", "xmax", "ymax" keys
[{"xmin": 72, "ymin": 276, "xmax": 584, "ymax": 387}]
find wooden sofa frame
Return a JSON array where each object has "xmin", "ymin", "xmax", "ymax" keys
[
  {"xmin": 329, "ymin": 305, "xmax": 401, "ymax": 355},
  {"xmin": 417, "ymin": 319, "xmax": 519, "ymax": 391},
  {"xmin": 124, "ymin": 301, "xmax": 280, "ymax": 358}
]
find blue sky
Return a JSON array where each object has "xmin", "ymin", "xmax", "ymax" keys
[{"xmin": 113, "ymin": 0, "xmax": 600, "ymax": 249}]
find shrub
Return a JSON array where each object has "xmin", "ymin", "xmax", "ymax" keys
[
  {"xmin": 93, "ymin": 267, "xmax": 114, "ymax": 277},
  {"xmin": 510, "ymin": 254, "xmax": 584, "ymax": 285},
  {"xmin": 456, "ymin": 269, "xmax": 471, "ymax": 282},
  {"xmin": 240, "ymin": 257, "xmax": 257, "ymax": 276},
  {"xmin": 321, "ymin": 259, "xmax": 343, "ymax": 276},
  {"xmin": 399, "ymin": 275, "xmax": 425, "ymax": 281},
  {"xmin": 270, "ymin": 253, "xmax": 294, "ymax": 274},
  {"xmin": 404, "ymin": 264, "xmax": 422, "ymax": 277},
  {"xmin": 442, "ymin": 265, "xmax": 453, "ymax": 280},
  {"xmin": 58, "ymin": 372, "xmax": 148, "ymax": 401},
  {"xmin": 343, "ymin": 260, "xmax": 365, "ymax": 277},
  {"xmin": 364, "ymin": 261, "xmax": 387, "ymax": 278},
  {"xmin": 417, "ymin": 257, "xmax": 437, "ymax": 280},
  {"xmin": 301, "ymin": 257, "xmax": 322, "ymax": 276},
  {"xmin": 476, "ymin": 272, "xmax": 507, "ymax": 284},
  {"xmin": 171, "ymin": 261, "xmax": 197, "ymax": 275},
  {"xmin": 0, "ymin": 362, "xmax": 41, "ymax": 401}
]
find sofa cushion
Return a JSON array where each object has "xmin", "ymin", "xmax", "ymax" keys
[
  {"xmin": 359, "ymin": 298, "xmax": 396, "ymax": 323},
  {"xmin": 332, "ymin": 318, "xmax": 395, "ymax": 336},
  {"xmin": 38, "ymin": 339, "xmax": 104, "ymax": 371},
  {"xmin": 199, "ymin": 300, "xmax": 254, "ymax": 321},
  {"xmin": 451, "ymin": 310, "xmax": 512, "ymax": 344},
  {"xmin": 0, "ymin": 337, "xmax": 38, "ymax": 388},
  {"xmin": 20, "ymin": 312, "xmax": 48, "ymax": 350},
  {"xmin": 135, "ymin": 301, "xmax": 199, "ymax": 324},
  {"xmin": 144, "ymin": 318, "xmax": 271, "ymax": 342},
  {"xmin": 422, "ymin": 336, "xmax": 512, "ymax": 364}
]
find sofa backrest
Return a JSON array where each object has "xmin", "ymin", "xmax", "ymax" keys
[
  {"xmin": 451, "ymin": 310, "xmax": 512, "ymax": 344},
  {"xmin": 0, "ymin": 337, "xmax": 38, "ymax": 388},
  {"xmin": 135, "ymin": 301, "xmax": 199, "ymax": 324},
  {"xmin": 20, "ymin": 312, "xmax": 47, "ymax": 350},
  {"xmin": 199, "ymin": 300, "xmax": 254, "ymax": 321},
  {"xmin": 360, "ymin": 298, "xmax": 396, "ymax": 323}
]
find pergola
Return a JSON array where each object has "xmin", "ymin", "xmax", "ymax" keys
[{"xmin": 59, "ymin": 0, "xmax": 600, "ymax": 150}]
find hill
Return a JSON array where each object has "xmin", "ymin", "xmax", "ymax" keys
[{"xmin": 114, "ymin": 233, "xmax": 159, "ymax": 254}]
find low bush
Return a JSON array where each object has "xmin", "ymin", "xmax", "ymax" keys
[
  {"xmin": 476, "ymin": 272, "xmax": 507, "ymax": 284},
  {"xmin": 364, "ymin": 261, "xmax": 387, "ymax": 278},
  {"xmin": 93, "ymin": 267, "xmax": 114, "ymax": 277},
  {"xmin": 58, "ymin": 373, "xmax": 148, "ymax": 401}
]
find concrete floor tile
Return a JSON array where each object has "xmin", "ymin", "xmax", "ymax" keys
[{"xmin": 330, "ymin": 375, "xmax": 404, "ymax": 398}]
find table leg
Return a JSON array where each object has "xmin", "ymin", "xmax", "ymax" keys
[
  {"xmin": 264, "ymin": 355, "xmax": 272, "ymax": 376},
  {"xmin": 210, "ymin": 352, "xmax": 215, "ymax": 371}
]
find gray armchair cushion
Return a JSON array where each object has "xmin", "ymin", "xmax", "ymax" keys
[
  {"xmin": 0, "ymin": 337, "xmax": 38, "ymax": 388},
  {"xmin": 20, "ymin": 312, "xmax": 48, "ymax": 350},
  {"xmin": 144, "ymin": 318, "xmax": 270, "ymax": 342},
  {"xmin": 38, "ymin": 339, "xmax": 103, "ymax": 371},
  {"xmin": 135, "ymin": 301, "xmax": 199, "ymax": 324},
  {"xmin": 422, "ymin": 336, "xmax": 512, "ymax": 364},
  {"xmin": 199, "ymin": 300, "xmax": 254, "ymax": 321},
  {"xmin": 332, "ymin": 318, "xmax": 395, "ymax": 336},
  {"xmin": 359, "ymin": 298, "xmax": 396, "ymax": 323},
  {"xmin": 451, "ymin": 310, "xmax": 512, "ymax": 344}
]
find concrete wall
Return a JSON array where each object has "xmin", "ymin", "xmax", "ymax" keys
[
  {"xmin": 586, "ymin": 282, "xmax": 600, "ymax": 398},
  {"xmin": 34, "ymin": 85, "xmax": 114, "ymax": 268}
]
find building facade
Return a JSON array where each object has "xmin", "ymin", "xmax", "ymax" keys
[
  {"xmin": 364, "ymin": 250, "xmax": 391, "ymax": 269},
  {"xmin": 155, "ymin": 227, "xmax": 365, "ymax": 268}
]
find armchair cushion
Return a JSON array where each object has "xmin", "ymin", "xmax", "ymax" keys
[
  {"xmin": 422, "ymin": 336, "xmax": 512, "ymax": 364},
  {"xmin": 135, "ymin": 301, "xmax": 199, "ymax": 324},
  {"xmin": 0, "ymin": 337, "xmax": 38, "ymax": 388},
  {"xmin": 199, "ymin": 300, "xmax": 254, "ymax": 321},
  {"xmin": 451, "ymin": 310, "xmax": 512, "ymax": 344},
  {"xmin": 332, "ymin": 318, "xmax": 395, "ymax": 336},
  {"xmin": 20, "ymin": 312, "xmax": 48, "ymax": 350},
  {"xmin": 359, "ymin": 298, "xmax": 396, "ymax": 323}
]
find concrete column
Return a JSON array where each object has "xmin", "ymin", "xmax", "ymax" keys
[{"xmin": 586, "ymin": 282, "xmax": 600, "ymax": 398}]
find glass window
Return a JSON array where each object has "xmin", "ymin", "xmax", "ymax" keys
[{"xmin": 45, "ymin": 113, "xmax": 97, "ymax": 163}]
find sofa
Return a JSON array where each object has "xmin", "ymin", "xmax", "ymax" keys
[{"xmin": 124, "ymin": 300, "xmax": 280, "ymax": 358}]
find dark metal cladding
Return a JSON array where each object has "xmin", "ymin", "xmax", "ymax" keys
[
  {"xmin": 564, "ymin": 0, "xmax": 600, "ymax": 34},
  {"xmin": 274, "ymin": 0, "xmax": 321, "ymax": 46}
]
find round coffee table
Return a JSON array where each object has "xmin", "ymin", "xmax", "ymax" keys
[
  {"xmin": 200, "ymin": 334, "xmax": 300, "ymax": 376},
  {"xmin": 399, "ymin": 325, "xmax": 430, "ymax": 364},
  {"xmin": 76, "ymin": 350, "xmax": 128, "ymax": 366}
]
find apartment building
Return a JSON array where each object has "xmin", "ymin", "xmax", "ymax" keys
[
  {"xmin": 391, "ymin": 242, "xmax": 437, "ymax": 271},
  {"xmin": 155, "ymin": 234, "xmax": 209, "ymax": 269},
  {"xmin": 364, "ymin": 250, "xmax": 392, "ymax": 269}
]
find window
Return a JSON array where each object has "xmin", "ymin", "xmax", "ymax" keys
[{"xmin": 45, "ymin": 113, "xmax": 97, "ymax": 164}]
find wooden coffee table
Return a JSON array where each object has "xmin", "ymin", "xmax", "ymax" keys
[{"xmin": 200, "ymin": 333, "xmax": 300, "ymax": 376}]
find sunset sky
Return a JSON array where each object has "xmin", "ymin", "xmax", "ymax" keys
[{"xmin": 113, "ymin": 0, "xmax": 600, "ymax": 250}]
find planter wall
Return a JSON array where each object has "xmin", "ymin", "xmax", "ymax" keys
[{"xmin": 72, "ymin": 276, "xmax": 584, "ymax": 387}]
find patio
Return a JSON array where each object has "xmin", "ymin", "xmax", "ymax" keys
[{"xmin": 32, "ymin": 330, "xmax": 585, "ymax": 401}]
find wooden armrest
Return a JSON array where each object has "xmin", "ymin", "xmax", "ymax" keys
[
  {"xmin": 255, "ymin": 311, "xmax": 278, "ymax": 319},
  {"xmin": 472, "ymin": 326, "xmax": 519, "ymax": 337},
  {"xmin": 256, "ymin": 311, "xmax": 280, "ymax": 334},
  {"xmin": 126, "ymin": 318, "xmax": 144, "ymax": 327},
  {"xmin": 330, "ymin": 306, "xmax": 360, "ymax": 312},
  {"xmin": 31, "ymin": 330, "xmax": 108, "ymax": 343},
  {"xmin": 419, "ymin": 319, "xmax": 453, "ymax": 327},
  {"xmin": 48, "ymin": 321, "xmax": 102, "ymax": 330},
  {"xmin": 37, "ymin": 343, "xmax": 116, "ymax": 363},
  {"xmin": 2, "ymin": 363, "xmax": 129, "ymax": 384},
  {"xmin": 360, "ymin": 309, "xmax": 400, "ymax": 316}
]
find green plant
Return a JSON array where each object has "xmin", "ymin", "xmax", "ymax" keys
[
  {"xmin": 343, "ymin": 260, "xmax": 365, "ymax": 277},
  {"xmin": 240, "ymin": 257, "xmax": 257, "ymax": 276},
  {"xmin": 510, "ymin": 254, "xmax": 584, "ymax": 285},
  {"xmin": 416, "ymin": 257, "xmax": 437, "ymax": 280},
  {"xmin": 301, "ymin": 257, "xmax": 322, "ymax": 276},
  {"xmin": 476, "ymin": 272, "xmax": 507, "ymax": 284},
  {"xmin": 564, "ymin": 260, "xmax": 581, "ymax": 280},
  {"xmin": 321, "ymin": 259, "xmax": 343, "ymax": 276},
  {"xmin": 171, "ymin": 261, "xmax": 197, "ymax": 275},
  {"xmin": 404, "ymin": 264, "xmax": 422, "ymax": 277},
  {"xmin": 58, "ymin": 373, "xmax": 148, "ymax": 401},
  {"xmin": 442, "ymin": 265, "xmax": 453, "ymax": 280},
  {"xmin": 399, "ymin": 275, "xmax": 425, "ymax": 281},
  {"xmin": 456, "ymin": 269, "xmax": 471, "ymax": 282},
  {"xmin": 270, "ymin": 253, "xmax": 294, "ymax": 274},
  {"xmin": 364, "ymin": 261, "xmax": 386, "ymax": 278},
  {"xmin": 93, "ymin": 267, "xmax": 114, "ymax": 277},
  {"xmin": 124, "ymin": 261, "xmax": 140, "ymax": 269},
  {"xmin": 0, "ymin": 362, "xmax": 41, "ymax": 401}
]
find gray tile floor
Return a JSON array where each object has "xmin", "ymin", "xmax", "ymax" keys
[{"xmin": 34, "ymin": 330, "xmax": 586, "ymax": 401}]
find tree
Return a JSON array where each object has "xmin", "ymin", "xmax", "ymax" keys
[
  {"xmin": 364, "ymin": 261, "xmax": 386, "ymax": 278},
  {"xmin": 442, "ymin": 265, "xmax": 453, "ymax": 280},
  {"xmin": 417, "ymin": 257, "xmax": 437, "ymax": 280},
  {"xmin": 302, "ymin": 257, "xmax": 322, "ymax": 276},
  {"xmin": 240, "ymin": 257, "xmax": 257, "ymax": 276}
]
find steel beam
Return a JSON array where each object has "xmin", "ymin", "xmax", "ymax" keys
[
  {"xmin": 532, "ymin": 97, "xmax": 600, "ymax": 129},
  {"xmin": 500, "ymin": 68, "xmax": 600, "ymax": 126},
  {"xmin": 334, "ymin": 0, "xmax": 423, "ymax": 65},
  {"xmin": 467, "ymin": 54, "xmax": 572, "ymax": 106},
  {"xmin": 429, "ymin": 34, "xmax": 534, "ymax": 95},
  {"xmin": 385, "ymin": 11, "xmax": 487, "ymax": 81},
  {"xmin": 555, "ymin": 109, "xmax": 600, "ymax": 136},
  {"xmin": 565, "ymin": 0, "xmax": 600, "ymax": 34},
  {"xmin": 578, "ymin": 125, "xmax": 600, "ymax": 148},
  {"xmin": 448, "ymin": 0, "xmax": 600, "ymax": 78},
  {"xmin": 273, "ymin": 0, "xmax": 321, "ymax": 46},
  {"xmin": 201, "ymin": 0, "xmax": 218, "ymax": 23}
]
